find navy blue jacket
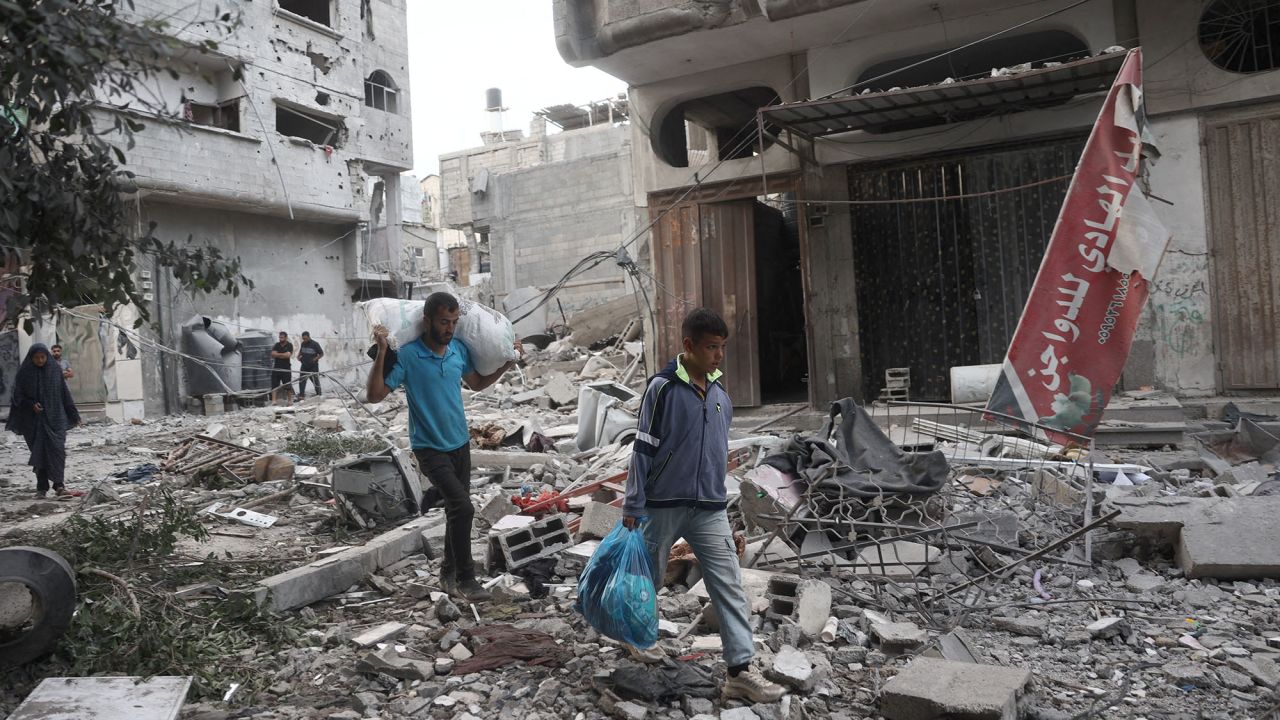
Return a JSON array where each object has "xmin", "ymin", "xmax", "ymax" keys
[{"xmin": 624, "ymin": 356, "xmax": 732, "ymax": 516}]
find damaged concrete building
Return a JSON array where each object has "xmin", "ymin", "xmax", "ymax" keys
[
  {"xmin": 71, "ymin": 0, "xmax": 414, "ymax": 418},
  {"xmin": 555, "ymin": 0, "xmax": 1280, "ymax": 408},
  {"xmin": 438, "ymin": 95, "xmax": 647, "ymax": 316}
]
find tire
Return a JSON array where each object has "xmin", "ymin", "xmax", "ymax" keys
[{"xmin": 0, "ymin": 546, "xmax": 76, "ymax": 669}]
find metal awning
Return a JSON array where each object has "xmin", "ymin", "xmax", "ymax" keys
[{"xmin": 760, "ymin": 51, "xmax": 1126, "ymax": 139}]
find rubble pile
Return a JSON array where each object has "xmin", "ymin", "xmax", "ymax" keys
[{"xmin": 2, "ymin": 338, "xmax": 1280, "ymax": 718}]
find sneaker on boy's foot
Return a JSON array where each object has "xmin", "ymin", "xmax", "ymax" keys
[
  {"xmin": 456, "ymin": 578, "xmax": 492, "ymax": 602},
  {"xmin": 723, "ymin": 667, "xmax": 786, "ymax": 703},
  {"xmin": 626, "ymin": 644, "xmax": 666, "ymax": 664}
]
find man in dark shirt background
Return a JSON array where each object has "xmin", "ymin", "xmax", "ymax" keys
[
  {"xmin": 270, "ymin": 331, "xmax": 294, "ymax": 406},
  {"xmin": 296, "ymin": 331, "xmax": 324, "ymax": 399}
]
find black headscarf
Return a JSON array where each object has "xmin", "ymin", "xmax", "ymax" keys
[{"xmin": 6, "ymin": 344, "xmax": 78, "ymax": 469}]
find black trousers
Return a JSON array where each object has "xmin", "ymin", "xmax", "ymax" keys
[
  {"xmin": 297, "ymin": 366, "xmax": 322, "ymax": 396},
  {"xmin": 35, "ymin": 467, "xmax": 58, "ymax": 493},
  {"xmin": 413, "ymin": 445, "xmax": 476, "ymax": 582}
]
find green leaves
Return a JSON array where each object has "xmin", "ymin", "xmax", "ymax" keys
[{"xmin": 0, "ymin": 0, "xmax": 250, "ymax": 323}]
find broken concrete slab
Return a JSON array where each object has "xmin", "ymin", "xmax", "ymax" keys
[
  {"xmin": 351, "ymin": 621, "xmax": 407, "ymax": 648},
  {"xmin": 854, "ymin": 540, "xmax": 939, "ymax": 578},
  {"xmin": 1111, "ymin": 496, "xmax": 1280, "ymax": 579},
  {"xmin": 690, "ymin": 568, "xmax": 795, "ymax": 615},
  {"xmin": 991, "ymin": 615, "xmax": 1046, "ymax": 638},
  {"xmin": 766, "ymin": 645, "xmax": 826, "ymax": 692},
  {"xmin": 765, "ymin": 576, "xmax": 832, "ymax": 637},
  {"xmin": 1086, "ymin": 617, "xmax": 1129, "ymax": 639},
  {"xmin": 7, "ymin": 676, "xmax": 192, "ymax": 720},
  {"xmin": 872, "ymin": 622, "xmax": 929, "ymax": 652},
  {"xmin": 579, "ymin": 500, "xmax": 622, "ymax": 540},
  {"xmin": 471, "ymin": 449, "xmax": 560, "ymax": 471},
  {"xmin": 357, "ymin": 646, "xmax": 433, "ymax": 681},
  {"xmin": 252, "ymin": 516, "xmax": 441, "ymax": 611},
  {"xmin": 880, "ymin": 657, "xmax": 1032, "ymax": 720}
]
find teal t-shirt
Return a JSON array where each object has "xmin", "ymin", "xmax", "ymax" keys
[{"xmin": 385, "ymin": 337, "xmax": 474, "ymax": 451}]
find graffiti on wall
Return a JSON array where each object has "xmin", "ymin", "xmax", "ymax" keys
[{"xmin": 1147, "ymin": 251, "xmax": 1215, "ymax": 391}]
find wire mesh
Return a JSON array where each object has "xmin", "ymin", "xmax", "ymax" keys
[{"xmin": 740, "ymin": 400, "xmax": 1097, "ymax": 633}]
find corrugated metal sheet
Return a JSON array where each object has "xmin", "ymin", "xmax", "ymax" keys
[
  {"xmin": 848, "ymin": 138, "xmax": 1086, "ymax": 400},
  {"xmin": 1205, "ymin": 109, "xmax": 1280, "ymax": 390},
  {"xmin": 760, "ymin": 52, "xmax": 1125, "ymax": 137}
]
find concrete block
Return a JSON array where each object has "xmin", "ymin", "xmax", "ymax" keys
[
  {"xmin": 765, "ymin": 576, "xmax": 832, "ymax": 637},
  {"xmin": 253, "ymin": 517, "xmax": 440, "ymax": 611},
  {"xmin": 579, "ymin": 500, "xmax": 623, "ymax": 540},
  {"xmin": 872, "ymin": 622, "xmax": 929, "ymax": 653},
  {"xmin": 488, "ymin": 513, "xmax": 574, "ymax": 571},
  {"xmin": 478, "ymin": 493, "xmax": 516, "ymax": 527},
  {"xmin": 881, "ymin": 657, "xmax": 1032, "ymax": 720},
  {"xmin": 352, "ymin": 621, "xmax": 407, "ymax": 648}
]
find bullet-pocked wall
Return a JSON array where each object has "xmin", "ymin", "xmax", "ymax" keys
[
  {"xmin": 111, "ymin": 0, "xmax": 414, "ymax": 416},
  {"xmin": 1134, "ymin": 0, "xmax": 1280, "ymax": 396},
  {"xmin": 138, "ymin": 201, "xmax": 369, "ymax": 416}
]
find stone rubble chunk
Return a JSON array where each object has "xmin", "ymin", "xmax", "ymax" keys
[
  {"xmin": 880, "ymin": 657, "xmax": 1032, "ymax": 720},
  {"xmin": 991, "ymin": 615, "xmax": 1046, "ymax": 637},
  {"xmin": 1085, "ymin": 617, "xmax": 1129, "ymax": 639},
  {"xmin": 1229, "ymin": 656, "xmax": 1280, "ymax": 687},
  {"xmin": 766, "ymin": 645, "xmax": 827, "ymax": 692},
  {"xmin": 1125, "ymin": 572, "xmax": 1167, "ymax": 593},
  {"xmin": 1216, "ymin": 666, "xmax": 1257, "ymax": 692},
  {"xmin": 1163, "ymin": 662, "xmax": 1212, "ymax": 688},
  {"xmin": 720, "ymin": 708, "xmax": 760, "ymax": 720},
  {"xmin": 613, "ymin": 700, "xmax": 649, "ymax": 720},
  {"xmin": 872, "ymin": 621, "xmax": 929, "ymax": 651},
  {"xmin": 350, "ymin": 621, "xmax": 407, "ymax": 648},
  {"xmin": 356, "ymin": 646, "xmax": 434, "ymax": 681},
  {"xmin": 682, "ymin": 697, "xmax": 714, "ymax": 716}
]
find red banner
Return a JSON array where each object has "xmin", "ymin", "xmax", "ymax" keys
[{"xmin": 987, "ymin": 49, "xmax": 1170, "ymax": 440}]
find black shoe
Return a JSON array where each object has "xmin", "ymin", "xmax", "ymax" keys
[
  {"xmin": 440, "ymin": 574, "xmax": 458, "ymax": 597},
  {"xmin": 456, "ymin": 577, "xmax": 492, "ymax": 603},
  {"xmin": 420, "ymin": 487, "xmax": 442, "ymax": 514}
]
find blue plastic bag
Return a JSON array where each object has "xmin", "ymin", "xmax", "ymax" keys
[{"xmin": 574, "ymin": 520, "xmax": 658, "ymax": 648}]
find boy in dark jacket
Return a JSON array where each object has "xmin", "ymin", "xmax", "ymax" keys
[{"xmin": 622, "ymin": 308, "xmax": 785, "ymax": 703}]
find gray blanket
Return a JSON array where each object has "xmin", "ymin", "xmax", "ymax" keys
[{"xmin": 763, "ymin": 398, "xmax": 948, "ymax": 499}]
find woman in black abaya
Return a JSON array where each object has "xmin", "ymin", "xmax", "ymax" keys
[{"xmin": 6, "ymin": 343, "xmax": 82, "ymax": 497}]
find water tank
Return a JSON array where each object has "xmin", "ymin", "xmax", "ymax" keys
[
  {"xmin": 239, "ymin": 330, "xmax": 274, "ymax": 392},
  {"xmin": 485, "ymin": 88, "xmax": 503, "ymax": 111},
  {"xmin": 180, "ymin": 316, "xmax": 242, "ymax": 397}
]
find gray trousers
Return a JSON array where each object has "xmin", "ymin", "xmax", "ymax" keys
[{"xmin": 642, "ymin": 506, "xmax": 754, "ymax": 666}]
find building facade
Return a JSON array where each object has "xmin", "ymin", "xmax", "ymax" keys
[
  {"xmin": 84, "ymin": 0, "xmax": 415, "ymax": 417},
  {"xmin": 438, "ymin": 99, "xmax": 646, "ymax": 319},
  {"xmin": 555, "ymin": 0, "xmax": 1280, "ymax": 407}
]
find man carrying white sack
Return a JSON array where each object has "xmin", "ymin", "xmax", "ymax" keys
[{"xmin": 366, "ymin": 292, "xmax": 521, "ymax": 602}]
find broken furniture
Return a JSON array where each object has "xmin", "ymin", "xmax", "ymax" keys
[
  {"xmin": 163, "ymin": 433, "xmax": 262, "ymax": 484},
  {"xmin": 331, "ymin": 447, "xmax": 423, "ymax": 528},
  {"xmin": 575, "ymin": 381, "xmax": 641, "ymax": 451}
]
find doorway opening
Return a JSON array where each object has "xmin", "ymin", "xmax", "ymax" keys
[{"xmin": 755, "ymin": 196, "xmax": 808, "ymax": 403}]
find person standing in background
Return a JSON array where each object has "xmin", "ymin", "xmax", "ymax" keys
[
  {"xmin": 270, "ymin": 331, "xmax": 294, "ymax": 406},
  {"xmin": 296, "ymin": 331, "xmax": 324, "ymax": 399},
  {"xmin": 51, "ymin": 344, "xmax": 72, "ymax": 379}
]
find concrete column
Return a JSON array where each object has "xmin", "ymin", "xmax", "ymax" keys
[{"xmin": 382, "ymin": 173, "xmax": 404, "ymax": 276}]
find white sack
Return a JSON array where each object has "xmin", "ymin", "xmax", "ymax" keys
[{"xmin": 357, "ymin": 298, "xmax": 517, "ymax": 375}]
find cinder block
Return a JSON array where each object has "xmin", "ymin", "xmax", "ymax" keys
[
  {"xmin": 488, "ymin": 513, "xmax": 574, "ymax": 572},
  {"xmin": 766, "ymin": 576, "xmax": 832, "ymax": 637}
]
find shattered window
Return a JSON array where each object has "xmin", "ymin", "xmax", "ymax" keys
[
  {"xmin": 364, "ymin": 71, "xmax": 398, "ymax": 113},
  {"xmin": 279, "ymin": 0, "xmax": 331, "ymax": 27},
  {"xmin": 275, "ymin": 103, "xmax": 342, "ymax": 147}
]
